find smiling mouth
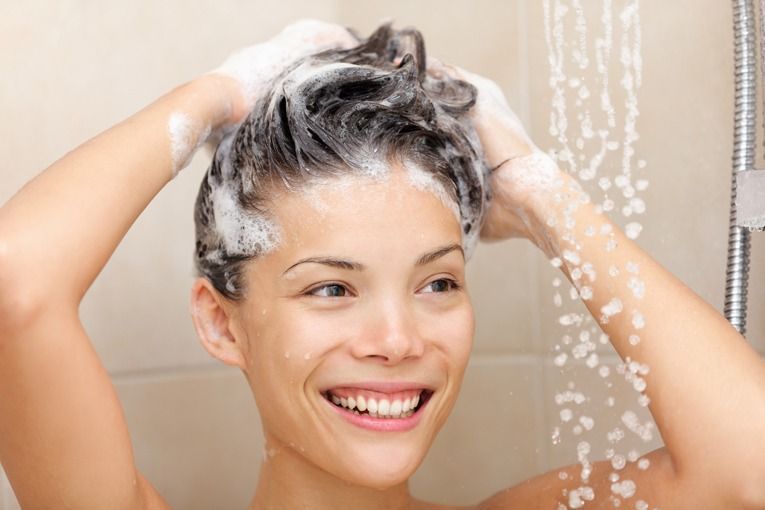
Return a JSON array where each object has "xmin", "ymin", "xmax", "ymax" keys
[{"xmin": 321, "ymin": 388, "xmax": 433, "ymax": 419}]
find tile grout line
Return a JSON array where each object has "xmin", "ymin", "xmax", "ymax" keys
[
  {"xmin": 110, "ymin": 362, "xmax": 237, "ymax": 384},
  {"xmin": 109, "ymin": 352, "xmax": 632, "ymax": 384},
  {"xmin": 469, "ymin": 352, "xmax": 542, "ymax": 365}
]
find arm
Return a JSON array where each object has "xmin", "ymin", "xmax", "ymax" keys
[
  {"xmin": 0, "ymin": 74, "xmax": 233, "ymax": 510},
  {"xmin": 495, "ymin": 167, "xmax": 765, "ymax": 508},
  {"xmin": 0, "ymin": 20, "xmax": 356, "ymax": 509},
  {"xmin": 441, "ymin": 65, "xmax": 765, "ymax": 508},
  {"xmin": 530, "ymin": 170, "xmax": 765, "ymax": 499}
]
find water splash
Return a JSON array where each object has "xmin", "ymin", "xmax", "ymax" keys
[{"xmin": 543, "ymin": 1, "xmax": 653, "ymax": 507}]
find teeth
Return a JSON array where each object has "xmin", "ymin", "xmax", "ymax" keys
[
  {"xmin": 378, "ymin": 399, "xmax": 390, "ymax": 417},
  {"xmin": 326, "ymin": 391, "xmax": 426, "ymax": 419}
]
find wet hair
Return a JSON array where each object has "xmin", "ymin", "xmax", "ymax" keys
[{"xmin": 193, "ymin": 23, "xmax": 491, "ymax": 300}]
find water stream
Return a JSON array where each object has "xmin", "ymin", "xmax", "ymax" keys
[{"xmin": 542, "ymin": 1, "xmax": 654, "ymax": 507}]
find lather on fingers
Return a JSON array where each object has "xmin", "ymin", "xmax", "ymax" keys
[{"xmin": 211, "ymin": 19, "xmax": 359, "ymax": 121}]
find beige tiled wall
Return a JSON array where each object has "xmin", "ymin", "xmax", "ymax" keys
[{"xmin": 2, "ymin": 1, "xmax": 762, "ymax": 508}]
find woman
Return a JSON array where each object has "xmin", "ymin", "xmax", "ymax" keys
[{"xmin": 0, "ymin": 19, "xmax": 763, "ymax": 510}]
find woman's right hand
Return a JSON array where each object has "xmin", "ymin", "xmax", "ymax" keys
[
  {"xmin": 166, "ymin": 20, "xmax": 359, "ymax": 175},
  {"xmin": 210, "ymin": 19, "xmax": 359, "ymax": 126}
]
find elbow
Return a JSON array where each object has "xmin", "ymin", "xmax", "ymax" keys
[
  {"xmin": 731, "ymin": 438, "xmax": 765, "ymax": 509},
  {"xmin": 0, "ymin": 238, "xmax": 46, "ymax": 336},
  {"xmin": 741, "ymin": 454, "xmax": 765, "ymax": 509},
  {"xmin": 737, "ymin": 482, "xmax": 765, "ymax": 510}
]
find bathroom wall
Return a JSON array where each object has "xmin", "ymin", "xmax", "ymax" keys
[{"xmin": 1, "ymin": 1, "xmax": 762, "ymax": 508}]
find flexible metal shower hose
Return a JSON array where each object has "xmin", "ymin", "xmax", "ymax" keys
[{"xmin": 725, "ymin": 0, "xmax": 755, "ymax": 334}]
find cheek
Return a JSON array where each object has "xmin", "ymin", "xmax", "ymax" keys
[
  {"xmin": 246, "ymin": 305, "xmax": 339, "ymax": 361},
  {"xmin": 243, "ymin": 314, "xmax": 328, "ymax": 438},
  {"xmin": 454, "ymin": 309, "xmax": 475, "ymax": 362},
  {"xmin": 244, "ymin": 308, "xmax": 348, "ymax": 412},
  {"xmin": 428, "ymin": 302, "xmax": 475, "ymax": 365},
  {"xmin": 269, "ymin": 309, "xmax": 349, "ymax": 360}
]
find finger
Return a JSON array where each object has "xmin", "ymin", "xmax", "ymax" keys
[{"xmin": 426, "ymin": 56, "xmax": 461, "ymax": 79}]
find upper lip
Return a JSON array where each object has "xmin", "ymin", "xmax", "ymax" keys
[{"xmin": 320, "ymin": 381, "xmax": 435, "ymax": 393}]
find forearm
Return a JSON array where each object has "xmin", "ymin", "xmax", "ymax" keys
[
  {"xmin": 0, "ymin": 75, "xmax": 233, "ymax": 310},
  {"xmin": 539, "ymin": 175, "xmax": 765, "ymax": 494}
]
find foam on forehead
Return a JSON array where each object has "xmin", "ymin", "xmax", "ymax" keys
[{"xmin": 297, "ymin": 163, "xmax": 461, "ymax": 219}]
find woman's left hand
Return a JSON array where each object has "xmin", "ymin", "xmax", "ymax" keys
[{"xmin": 427, "ymin": 60, "xmax": 576, "ymax": 253}]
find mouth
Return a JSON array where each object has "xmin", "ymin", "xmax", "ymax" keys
[{"xmin": 321, "ymin": 386, "xmax": 434, "ymax": 422}]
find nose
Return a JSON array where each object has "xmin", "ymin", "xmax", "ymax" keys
[{"xmin": 350, "ymin": 299, "xmax": 426, "ymax": 365}]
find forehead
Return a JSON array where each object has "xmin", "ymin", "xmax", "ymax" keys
[{"xmin": 265, "ymin": 167, "xmax": 463, "ymax": 264}]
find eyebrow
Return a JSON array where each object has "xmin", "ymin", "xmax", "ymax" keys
[
  {"xmin": 281, "ymin": 243, "xmax": 465, "ymax": 276},
  {"xmin": 415, "ymin": 243, "xmax": 465, "ymax": 267}
]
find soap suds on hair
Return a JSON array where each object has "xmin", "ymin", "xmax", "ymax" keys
[
  {"xmin": 208, "ymin": 135, "xmax": 281, "ymax": 259},
  {"xmin": 195, "ymin": 23, "xmax": 491, "ymax": 300},
  {"xmin": 212, "ymin": 19, "xmax": 359, "ymax": 110},
  {"xmin": 210, "ymin": 181, "xmax": 281, "ymax": 258},
  {"xmin": 404, "ymin": 161, "xmax": 461, "ymax": 226},
  {"xmin": 168, "ymin": 112, "xmax": 211, "ymax": 177}
]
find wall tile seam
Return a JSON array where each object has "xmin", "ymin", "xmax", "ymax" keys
[
  {"xmin": 469, "ymin": 353, "xmax": 624, "ymax": 366},
  {"xmin": 470, "ymin": 346, "xmax": 538, "ymax": 357},
  {"xmin": 110, "ymin": 363, "xmax": 238, "ymax": 384},
  {"xmin": 469, "ymin": 353, "xmax": 542, "ymax": 365},
  {"xmin": 542, "ymin": 355, "xmax": 624, "ymax": 367},
  {"xmin": 106, "ymin": 355, "xmax": 636, "ymax": 380},
  {"xmin": 106, "ymin": 355, "xmax": 635, "ymax": 382}
]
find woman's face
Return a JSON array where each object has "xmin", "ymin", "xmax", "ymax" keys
[{"xmin": 230, "ymin": 164, "xmax": 475, "ymax": 488}]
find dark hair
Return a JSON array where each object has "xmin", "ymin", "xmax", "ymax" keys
[{"xmin": 194, "ymin": 23, "xmax": 490, "ymax": 300}]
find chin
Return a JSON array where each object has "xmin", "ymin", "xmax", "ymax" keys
[
  {"xmin": 333, "ymin": 440, "xmax": 430, "ymax": 490},
  {"xmin": 344, "ymin": 465, "xmax": 417, "ymax": 491}
]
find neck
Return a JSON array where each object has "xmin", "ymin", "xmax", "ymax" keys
[{"xmin": 249, "ymin": 437, "xmax": 415, "ymax": 510}]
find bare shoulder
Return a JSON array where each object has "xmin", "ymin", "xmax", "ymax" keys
[{"xmin": 476, "ymin": 447, "xmax": 687, "ymax": 509}]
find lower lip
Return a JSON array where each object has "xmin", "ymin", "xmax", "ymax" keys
[{"xmin": 323, "ymin": 394, "xmax": 429, "ymax": 432}]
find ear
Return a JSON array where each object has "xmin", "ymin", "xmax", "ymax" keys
[{"xmin": 189, "ymin": 277, "xmax": 247, "ymax": 369}]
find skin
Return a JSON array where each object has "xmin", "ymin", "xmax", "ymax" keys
[
  {"xmin": 0, "ymin": 19, "xmax": 764, "ymax": 510},
  {"xmin": 192, "ymin": 171, "xmax": 475, "ymax": 510}
]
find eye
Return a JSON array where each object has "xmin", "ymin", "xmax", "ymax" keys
[
  {"xmin": 307, "ymin": 283, "xmax": 351, "ymax": 298},
  {"xmin": 421, "ymin": 278, "xmax": 461, "ymax": 294}
]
